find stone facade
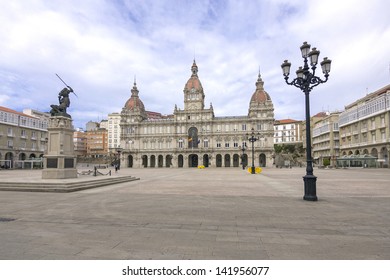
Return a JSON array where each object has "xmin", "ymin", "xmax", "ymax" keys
[{"xmin": 119, "ymin": 61, "xmax": 275, "ymax": 168}]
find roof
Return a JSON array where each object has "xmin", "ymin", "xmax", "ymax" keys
[
  {"xmin": 275, "ymin": 119, "xmax": 300, "ymax": 124},
  {"xmin": 0, "ymin": 106, "xmax": 39, "ymax": 119}
]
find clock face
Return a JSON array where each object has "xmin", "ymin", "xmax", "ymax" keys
[{"xmin": 190, "ymin": 88, "xmax": 196, "ymax": 93}]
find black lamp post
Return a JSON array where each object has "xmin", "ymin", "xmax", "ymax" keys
[
  {"xmin": 281, "ymin": 41, "xmax": 332, "ymax": 201},
  {"xmin": 247, "ymin": 128, "xmax": 260, "ymax": 174},
  {"xmin": 116, "ymin": 147, "xmax": 122, "ymax": 170},
  {"xmin": 239, "ymin": 142, "xmax": 247, "ymax": 170}
]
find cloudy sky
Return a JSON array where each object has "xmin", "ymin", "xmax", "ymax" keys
[{"xmin": 1, "ymin": 0, "xmax": 389, "ymax": 129}]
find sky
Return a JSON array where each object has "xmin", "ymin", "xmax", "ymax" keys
[{"xmin": 1, "ymin": 0, "xmax": 389, "ymax": 129}]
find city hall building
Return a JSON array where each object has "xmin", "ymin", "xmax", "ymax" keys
[{"xmin": 119, "ymin": 61, "xmax": 275, "ymax": 168}]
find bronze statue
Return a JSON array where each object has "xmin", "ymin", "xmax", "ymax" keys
[{"xmin": 50, "ymin": 74, "xmax": 77, "ymax": 117}]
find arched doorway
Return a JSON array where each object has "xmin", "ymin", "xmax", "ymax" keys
[
  {"xmin": 150, "ymin": 155, "xmax": 156, "ymax": 167},
  {"xmin": 128, "ymin": 155, "xmax": 133, "ymax": 168},
  {"xmin": 259, "ymin": 153, "xmax": 266, "ymax": 167},
  {"xmin": 5, "ymin": 152, "xmax": 13, "ymax": 168},
  {"xmin": 233, "ymin": 154, "xmax": 240, "ymax": 167},
  {"xmin": 19, "ymin": 153, "xmax": 26, "ymax": 160},
  {"xmin": 158, "ymin": 155, "xmax": 163, "ymax": 167},
  {"xmin": 216, "ymin": 154, "xmax": 222, "ymax": 167},
  {"xmin": 142, "ymin": 155, "xmax": 148, "ymax": 168},
  {"xmin": 189, "ymin": 154, "xmax": 198, "ymax": 167},
  {"xmin": 29, "ymin": 153, "xmax": 36, "ymax": 159},
  {"xmin": 380, "ymin": 147, "xmax": 389, "ymax": 168},
  {"xmin": 224, "ymin": 154, "xmax": 230, "ymax": 167},
  {"xmin": 242, "ymin": 154, "xmax": 248, "ymax": 169},
  {"xmin": 165, "ymin": 155, "xmax": 172, "ymax": 167},
  {"xmin": 203, "ymin": 154, "xmax": 209, "ymax": 167},
  {"xmin": 178, "ymin": 154, "xmax": 184, "ymax": 168}
]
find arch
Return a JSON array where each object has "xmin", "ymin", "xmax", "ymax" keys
[
  {"xmin": 259, "ymin": 153, "xmax": 266, "ymax": 167},
  {"xmin": 203, "ymin": 154, "xmax": 209, "ymax": 167},
  {"xmin": 189, "ymin": 154, "xmax": 198, "ymax": 167},
  {"xmin": 371, "ymin": 148, "xmax": 378, "ymax": 158},
  {"xmin": 4, "ymin": 152, "xmax": 13, "ymax": 168},
  {"xmin": 233, "ymin": 154, "xmax": 240, "ymax": 167},
  {"xmin": 19, "ymin": 153, "xmax": 26, "ymax": 160},
  {"xmin": 142, "ymin": 155, "xmax": 148, "ymax": 168},
  {"xmin": 224, "ymin": 154, "xmax": 230, "ymax": 167},
  {"xmin": 342, "ymin": 151, "xmax": 347, "ymax": 156},
  {"xmin": 216, "ymin": 154, "xmax": 222, "ymax": 167},
  {"xmin": 242, "ymin": 154, "xmax": 248, "ymax": 168},
  {"xmin": 355, "ymin": 150, "xmax": 360, "ymax": 155},
  {"xmin": 128, "ymin": 155, "xmax": 133, "ymax": 168},
  {"xmin": 348, "ymin": 151, "xmax": 353, "ymax": 155},
  {"xmin": 150, "ymin": 155, "xmax": 156, "ymax": 167},
  {"xmin": 188, "ymin": 127, "xmax": 199, "ymax": 148},
  {"xmin": 178, "ymin": 154, "xmax": 184, "ymax": 168},
  {"xmin": 158, "ymin": 155, "xmax": 163, "ymax": 167},
  {"xmin": 363, "ymin": 149, "xmax": 369, "ymax": 155},
  {"xmin": 29, "ymin": 153, "xmax": 36, "ymax": 159},
  {"xmin": 165, "ymin": 155, "xmax": 172, "ymax": 167},
  {"xmin": 380, "ymin": 147, "xmax": 389, "ymax": 168}
]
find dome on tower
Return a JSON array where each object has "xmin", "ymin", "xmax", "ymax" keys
[
  {"xmin": 124, "ymin": 81, "xmax": 146, "ymax": 113},
  {"xmin": 250, "ymin": 73, "xmax": 271, "ymax": 104},
  {"xmin": 184, "ymin": 60, "xmax": 203, "ymax": 91}
]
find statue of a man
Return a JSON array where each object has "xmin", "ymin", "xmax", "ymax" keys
[{"xmin": 50, "ymin": 86, "xmax": 73, "ymax": 116}]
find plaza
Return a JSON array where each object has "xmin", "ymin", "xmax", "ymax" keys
[{"xmin": 0, "ymin": 167, "xmax": 389, "ymax": 259}]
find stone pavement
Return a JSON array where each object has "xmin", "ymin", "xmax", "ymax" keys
[{"xmin": 0, "ymin": 167, "xmax": 389, "ymax": 260}]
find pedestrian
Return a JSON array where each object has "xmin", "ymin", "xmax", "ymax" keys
[{"xmin": 115, "ymin": 164, "xmax": 118, "ymax": 173}]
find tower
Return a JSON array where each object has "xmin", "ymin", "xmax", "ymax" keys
[{"xmin": 183, "ymin": 60, "xmax": 205, "ymax": 111}]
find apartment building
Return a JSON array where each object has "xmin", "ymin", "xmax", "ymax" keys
[
  {"xmin": 339, "ymin": 84, "xmax": 390, "ymax": 167},
  {"xmin": 0, "ymin": 106, "xmax": 48, "ymax": 168},
  {"xmin": 312, "ymin": 112, "xmax": 340, "ymax": 167},
  {"xmin": 274, "ymin": 119, "xmax": 302, "ymax": 144}
]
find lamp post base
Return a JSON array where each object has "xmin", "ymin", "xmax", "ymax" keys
[{"xmin": 303, "ymin": 174, "xmax": 318, "ymax": 201}]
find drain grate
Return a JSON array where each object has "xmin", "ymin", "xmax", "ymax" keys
[{"xmin": 0, "ymin": 217, "xmax": 16, "ymax": 222}]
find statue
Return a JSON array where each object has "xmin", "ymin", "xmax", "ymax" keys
[
  {"xmin": 50, "ymin": 86, "xmax": 73, "ymax": 117},
  {"xmin": 50, "ymin": 74, "xmax": 77, "ymax": 118}
]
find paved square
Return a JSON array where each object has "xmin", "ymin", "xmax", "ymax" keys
[{"xmin": 1, "ymin": 167, "xmax": 389, "ymax": 259}]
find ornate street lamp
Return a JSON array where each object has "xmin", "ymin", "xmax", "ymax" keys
[
  {"xmin": 239, "ymin": 142, "xmax": 247, "ymax": 170},
  {"xmin": 116, "ymin": 147, "xmax": 122, "ymax": 170},
  {"xmin": 247, "ymin": 128, "xmax": 260, "ymax": 174},
  {"xmin": 281, "ymin": 41, "xmax": 331, "ymax": 201}
]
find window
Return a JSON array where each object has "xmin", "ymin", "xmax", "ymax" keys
[
  {"xmin": 242, "ymin": 124, "xmax": 247, "ymax": 131},
  {"xmin": 7, "ymin": 140, "xmax": 13, "ymax": 148},
  {"xmin": 234, "ymin": 142, "xmax": 238, "ymax": 148},
  {"xmin": 216, "ymin": 142, "xmax": 221, "ymax": 148},
  {"xmin": 178, "ymin": 139, "xmax": 183, "ymax": 148},
  {"xmin": 225, "ymin": 143, "xmax": 230, "ymax": 148},
  {"xmin": 204, "ymin": 139, "xmax": 209, "ymax": 148}
]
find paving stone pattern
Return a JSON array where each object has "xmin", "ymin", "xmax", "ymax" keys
[{"xmin": 0, "ymin": 167, "xmax": 389, "ymax": 259}]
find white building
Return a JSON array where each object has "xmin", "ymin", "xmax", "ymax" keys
[{"xmin": 274, "ymin": 119, "xmax": 302, "ymax": 144}]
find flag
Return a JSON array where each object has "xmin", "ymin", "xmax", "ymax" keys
[{"xmin": 188, "ymin": 137, "xmax": 192, "ymax": 142}]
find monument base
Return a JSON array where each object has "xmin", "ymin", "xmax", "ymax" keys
[
  {"xmin": 42, "ymin": 168, "xmax": 78, "ymax": 179},
  {"xmin": 41, "ymin": 115, "xmax": 78, "ymax": 180}
]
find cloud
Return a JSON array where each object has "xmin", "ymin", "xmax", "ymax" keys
[{"xmin": 0, "ymin": 0, "xmax": 389, "ymax": 128}]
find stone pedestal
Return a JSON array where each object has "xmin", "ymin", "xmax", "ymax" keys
[{"xmin": 42, "ymin": 116, "xmax": 77, "ymax": 179}]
